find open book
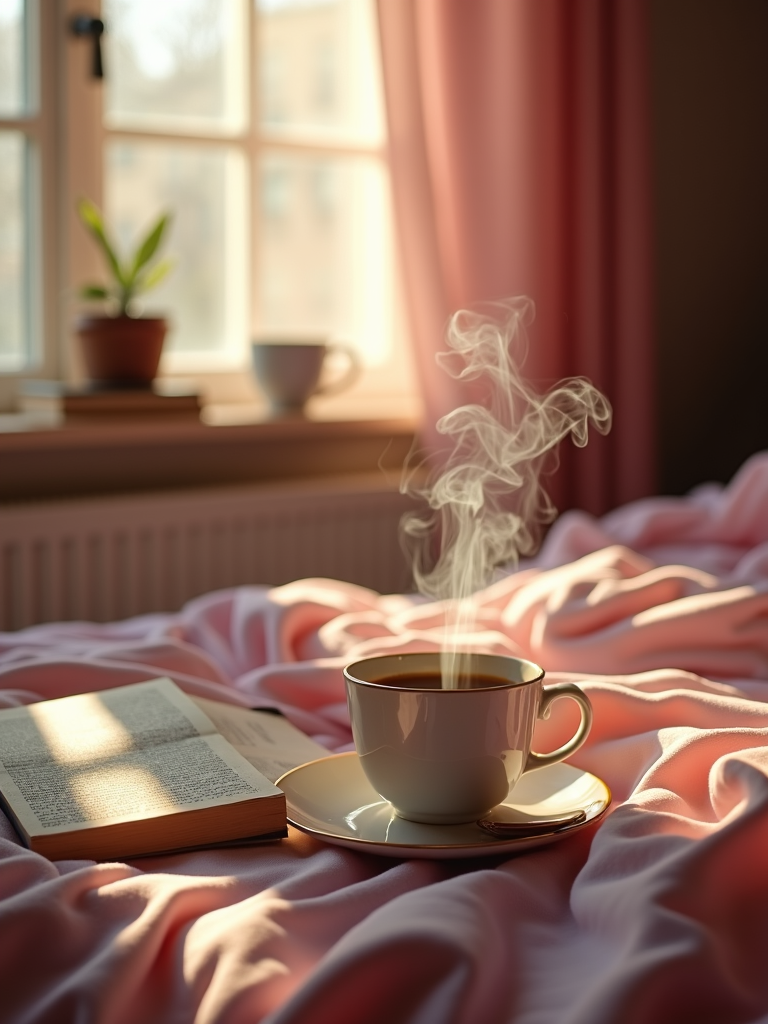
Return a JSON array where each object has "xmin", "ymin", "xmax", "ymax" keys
[{"xmin": 0, "ymin": 678, "xmax": 328, "ymax": 861}]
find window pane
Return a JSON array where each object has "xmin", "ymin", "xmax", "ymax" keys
[
  {"xmin": 106, "ymin": 141, "xmax": 248, "ymax": 358},
  {"xmin": 0, "ymin": 0, "xmax": 25, "ymax": 116},
  {"xmin": 0, "ymin": 131, "xmax": 27, "ymax": 369},
  {"xmin": 257, "ymin": 0, "xmax": 385, "ymax": 146},
  {"xmin": 104, "ymin": 0, "xmax": 246, "ymax": 134},
  {"xmin": 257, "ymin": 152, "xmax": 393, "ymax": 366}
]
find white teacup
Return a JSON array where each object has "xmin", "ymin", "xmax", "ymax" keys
[
  {"xmin": 251, "ymin": 338, "xmax": 360, "ymax": 417},
  {"xmin": 344, "ymin": 651, "xmax": 592, "ymax": 825}
]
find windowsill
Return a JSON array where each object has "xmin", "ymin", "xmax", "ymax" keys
[{"xmin": 0, "ymin": 407, "xmax": 421, "ymax": 503}]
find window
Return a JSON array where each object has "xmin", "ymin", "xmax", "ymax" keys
[
  {"xmin": 0, "ymin": 0, "xmax": 419, "ymax": 420},
  {"xmin": 0, "ymin": 1, "xmax": 36, "ymax": 374}
]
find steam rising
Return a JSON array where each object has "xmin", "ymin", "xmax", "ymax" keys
[{"xmin": 400, "ymin": 297, "xmax": 612, "ymax": 687}]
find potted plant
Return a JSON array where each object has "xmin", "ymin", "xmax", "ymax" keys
[{"xmin": 75, "ymin": 199, "xmax": 174, "ymax": 389}]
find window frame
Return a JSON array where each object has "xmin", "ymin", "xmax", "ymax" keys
[{"xmin": 0, "ymin": 0, "xmax": 60, "ymax": 391}]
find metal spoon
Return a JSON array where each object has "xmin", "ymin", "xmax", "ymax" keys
[{"xmin": 476, "ymin": 809, "xmax": 587, "ymax": 837}]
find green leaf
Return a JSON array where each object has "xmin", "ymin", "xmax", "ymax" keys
[
  {"xmin": 77, "ymin": 197, "xmax": 104, "ymax": 235},
  {"xmin": 79, "ymin": 284, "xmax": 111, "ymax": 300},
  {"xmin": 117, "ymin": 283, "xmax": 132, "ymax": 317},
  {"xmin": 136, "ymin": 257, "xmax": 174, "ymax": 294},
  {"xmin": 130, "ymin": 213, "xmax": 170, "ymax": 282},
  {"xmin": 77, "ymin": 199, "xmax": 126, "ymax": 287}
]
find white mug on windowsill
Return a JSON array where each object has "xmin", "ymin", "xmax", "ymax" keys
[{"xmin": 251, "ymin": 337, "xmax": 361, "ymax": 418}]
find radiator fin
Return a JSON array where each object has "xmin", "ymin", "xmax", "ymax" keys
[{"xmin": 0, "ymin": 477, "xmax": 415, "ymax": 630}]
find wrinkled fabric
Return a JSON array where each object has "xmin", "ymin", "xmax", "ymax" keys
[{"xmin": 1, "ymin": 452, "xmax": 768, "ymax": 1024}]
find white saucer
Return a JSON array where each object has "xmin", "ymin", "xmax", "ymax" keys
[{"xmin": 277, "ymin": 752, "xmax": 611, "ymax": 859}]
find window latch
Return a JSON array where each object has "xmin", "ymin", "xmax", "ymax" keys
[{"xmin": 70, "ymin": 14, "xmax": 105, "ymax": 80}]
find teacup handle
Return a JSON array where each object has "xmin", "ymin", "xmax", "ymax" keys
[
  {"xmin": 314, "ymin": 343, "xmax": 361, "ymax": 397},
  {"xmin": 524, "ymin": 682, "xmax": 593, "ymax": 772}
]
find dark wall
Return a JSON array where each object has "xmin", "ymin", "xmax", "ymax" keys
[{"xmin": 649, "ymin": 0, "xmax": 768, "ymax": 494}]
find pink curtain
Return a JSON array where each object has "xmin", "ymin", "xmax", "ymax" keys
[{"xmin": 379, "ymin": 0, "xmax": 655, "ymax": 514}]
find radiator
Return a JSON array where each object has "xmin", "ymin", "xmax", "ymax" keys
[{"xmin": 0, "ymin": 475, "xmax": 416, "ymax": 631}]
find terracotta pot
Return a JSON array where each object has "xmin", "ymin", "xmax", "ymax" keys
[{"xmin": 75, "ymin": 315, "xmax": 167, "ymax": 389}]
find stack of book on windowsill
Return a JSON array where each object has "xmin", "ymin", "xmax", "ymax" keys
[
  {"xmin": 19, "ymin": 380, "xmax": 202, "ymax": 423},
  {"xmin": 0, "ymin": 677, "xmax": 327, "ymax": 860}
]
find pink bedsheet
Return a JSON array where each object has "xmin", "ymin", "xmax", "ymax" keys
[{"xmin": 1, "ymin": 451, "xmax": 767, "ymax": 1024}]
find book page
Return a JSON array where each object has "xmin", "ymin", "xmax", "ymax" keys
[
  {"xmin": 0, "ymin": 679, "xmax": 283, "ymax": 838},
  {"xmin": 0, "ymin": 734, "xmax": 281, "ymax": 838},
  {"xmin": 192, "ymin": 698, "xmax": 328, "ymax": 783},
  {"xmin": 0, "ymin": 678, "xmax": 216, "ymax": 767}
]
